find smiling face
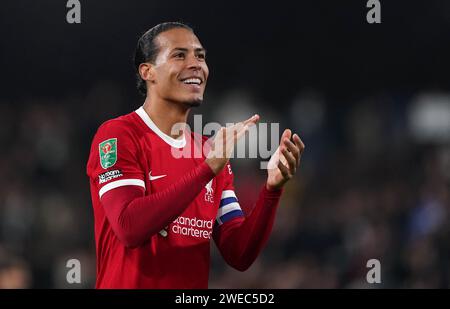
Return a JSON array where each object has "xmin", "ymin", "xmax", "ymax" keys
[{"xmin": 143, "ymin": 28, "xmax": 209, "ymax": 107}]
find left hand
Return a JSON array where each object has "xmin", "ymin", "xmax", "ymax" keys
[{"xmin": 266, "ymin": 129, "xmax": 305, "ymax": 191}]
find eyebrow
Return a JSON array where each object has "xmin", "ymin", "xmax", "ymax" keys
[{"xmin": 171, "ymin": 47, "xmax": 207, "ymax": 54}]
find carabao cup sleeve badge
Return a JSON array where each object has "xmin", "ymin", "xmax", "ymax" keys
[{"xmin": 99, "ymin": 138, "xmax": 117, "ymax": 169}]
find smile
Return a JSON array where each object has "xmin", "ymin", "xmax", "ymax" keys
[{"xmin": 181, "ymin": 77, "xmax": 202, "ymax": 85}]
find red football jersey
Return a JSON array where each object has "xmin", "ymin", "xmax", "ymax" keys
[{"xmin": 86, "ymin": 106, "xmax": 243, "ymax": 288}]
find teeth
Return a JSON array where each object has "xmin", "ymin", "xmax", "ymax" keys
[{"xmin": 183, "ymin": 78, "xmax": 201, "ymax": 85}]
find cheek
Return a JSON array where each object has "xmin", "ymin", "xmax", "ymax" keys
[
  {"xmin": 203, "ymin": 64, "xmax": 209, "ymax": 80},
  {"xmin": 155, "ymin": 64, "xmax": 176, "ymax": 82},
  {"xmin": 158, "ymin": 72, "xmax": 178, "ymax": 93}
]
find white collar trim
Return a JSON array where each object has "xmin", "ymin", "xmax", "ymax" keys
[{"xmin": 135, "ymin": 106, "xmax": 186, "ymax": 148}]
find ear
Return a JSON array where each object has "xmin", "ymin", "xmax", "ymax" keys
[{"xmin": 139, "ymin": 63, "xmax": 156, "ymax": 84}]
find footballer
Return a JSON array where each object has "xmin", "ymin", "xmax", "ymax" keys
[{"xmin": 86, "ymin": 22, "xmax": 304, "ymax": 288}]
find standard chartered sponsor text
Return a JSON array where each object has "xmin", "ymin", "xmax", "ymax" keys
[{"xmin": 171, "ymin": 216, "xmax": 214, "ymax": 239}]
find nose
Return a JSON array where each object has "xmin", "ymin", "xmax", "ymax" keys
[{"xmin": 186, "ymin": 54, "xmax": 202, "ymax": 71}]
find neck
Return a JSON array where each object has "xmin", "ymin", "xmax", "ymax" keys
[{"xmin": 142, "ymin": 96, "xmax": 190, "ymax": 139}]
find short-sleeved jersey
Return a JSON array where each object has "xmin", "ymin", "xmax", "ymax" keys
[{"xmin": 86, "ymin": 106, "xmax": 243, "ymax": 288}]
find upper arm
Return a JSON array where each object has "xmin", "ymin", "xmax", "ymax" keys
[{"xmin": 87, "ymin": 121, "xmax": 146, "ymax": 199}]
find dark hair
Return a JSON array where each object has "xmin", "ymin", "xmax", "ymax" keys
[{"xmin": 133, "ymin": 22, "xmax": 193, "ymax": 96}]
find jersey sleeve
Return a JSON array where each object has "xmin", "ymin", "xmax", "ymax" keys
[
  {"xmin": 87, "ymin": 120, "xmax": 145, "ymax": 199},
  {"xmin": 212, "ymin": 162, "xmax": 284, "ymax": 271},
  {"xmin": 215, "ymin": 162, "xmax": 244, "ymax": 226}
]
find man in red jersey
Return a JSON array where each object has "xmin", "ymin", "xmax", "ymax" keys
[{"xmin": 86, "ymin": 22, "xmax": 305, "ymax": 288}]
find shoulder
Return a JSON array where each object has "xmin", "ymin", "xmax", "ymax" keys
[
  {"xmin": 94, "ymin": 112, "xmax": 141, "ymax": 144},
  {"xmin": 97, "ymin": 113, "xmax": 136, "ymax": 135},
  {"xmin": 87, "ymin": 112, "xmax": 142, "ymax": 175},
  {"xmin": 88, "ymin": 112, "xmax": 144, "ymax": 163}
]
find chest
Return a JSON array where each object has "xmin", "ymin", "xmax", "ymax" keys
[{"xmin": 139, "ymin": 141, "xmax": 223, "ymax": 220}]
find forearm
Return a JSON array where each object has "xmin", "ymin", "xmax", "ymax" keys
[
  {"xmin": 214, "ymin": 185, "xmax": 282, "ymax": 271},
  {"xmin": 101, "ymin": 162, "xmax": 215, "ymax": 247}
]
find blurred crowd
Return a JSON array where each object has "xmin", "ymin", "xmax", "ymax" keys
[{"xmin": 0, "ymin": 82, "xmax": 449, "ymax": 288}]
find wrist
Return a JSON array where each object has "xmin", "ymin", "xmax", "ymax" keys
[
  {"xmin": 266, "ymin": 182, "xmax": 282, "ymax": 191},
  {"xmin": 205, "ymin": 158, "xmax": 226, "ymax": 175},
  {"xmin": 263, "ymin": 183, "xmax": 284, "ymax": 201},
  {"xmin": 266, "ymin": 182, "xmax": 283, "ymax": 192}
]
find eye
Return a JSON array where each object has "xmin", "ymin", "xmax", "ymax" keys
[
  {"xmin": 174, "ymin": 52, "xmax": 185, "ymax": 59},
  {"xmin": 197, "ymin": 53, "xmax": 206, "ymax": 60}
]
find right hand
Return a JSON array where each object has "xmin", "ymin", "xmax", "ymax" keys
[{"xmin": 205, "ymin": 114, "xmax": 260, "ymax": 174}]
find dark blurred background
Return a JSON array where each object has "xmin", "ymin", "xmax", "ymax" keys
[{"xmin": 0, "ymin": 0, "xmax": 449, "ymax": 288}]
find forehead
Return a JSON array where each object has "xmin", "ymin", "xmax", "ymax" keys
[{"xmin": 155, "ymin": 28, "xmax": 203, "ymax": 51}]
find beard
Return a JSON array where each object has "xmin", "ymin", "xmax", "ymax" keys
[{"xmin": 182, "ymin": 98, "xmax": 203, "ymax": 108}]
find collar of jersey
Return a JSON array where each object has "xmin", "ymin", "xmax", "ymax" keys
[{"xmin": 135, "ymin": 106, "xmax": 187, "ymax": 148}]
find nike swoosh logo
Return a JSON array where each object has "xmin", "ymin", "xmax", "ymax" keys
[{"xmin": 149, "ymin": 172, "xmax": 167, "ymax": 181}]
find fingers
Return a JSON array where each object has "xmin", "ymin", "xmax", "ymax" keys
[
  {"xmin": 280, "ymin": 129, "xmax": 292, "ymax": 143},
  {"xmin": 208, "ymin": 115, "xmax": 260, "ymax": 167},
  {"xmin": 281, "ymin": 147, "xmax": 297, "ymax": 174},
  {"xmin": 293, "ymin": 133, "xmax": 305, "ymax": 156},
  {"xmin": 283, "ymin": 138, "xmax": 300, "ymax": 167},
  {"xmin": 218, "ymin": 127, "xmax": 227, "ymax": 158},
  {"xmin": 242, "ymin": 114, "xmax": 260, "ymax": 127},
  {"xmin": 222, "ymin": 114, "xmax": 259, "ymax": 143},
  {"xmin": 214, "ymin": 123, "xmax": 249, "ymax": 159},
  {"xmin": 277, "ymin": 160, "xmax": 291, "ymax": 180},
  {"xmin": 235, "ymin": 125, "xmax": 249, "ymax": 140},
  {"xmin": 280, "ymin": 130, "xmax": 305, "ymax": 168},
  {"xmin": 223, "ymin": 115, "xmax": 255, "ymax": 150}
]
